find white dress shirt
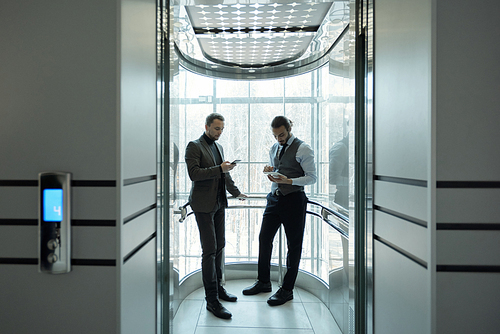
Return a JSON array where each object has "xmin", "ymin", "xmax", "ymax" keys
[{"xmin": 269, "ymin": 134, "xmax": 317, "ymax": 187}]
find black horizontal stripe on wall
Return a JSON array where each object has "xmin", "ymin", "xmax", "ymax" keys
[
  {"xmin": 72, "ymin": 220, "xmax": 116, "ymax": 227},
  {"xmin": 123, "ymin": 175, "xmax": 157, "ymax": 186},
  {"xmin": 0, "ymin": 219, "xmax": 37, "ymax": 226},
  {"xmin": 123, "ymin": 232, "xmax": 156, "ymax": 264},
  {"xmin": 0, "ymin": 219, "xmax": 116, "ymax": 226},
  {"xmin": 374, "ymin": 205, "xmax": 427, "ymax": 228},
  {"xmin": 0, "ymin": 180, "xmax": 38, "ymax": 187},
  {"xmin": 374, "ymin": 234, "xmax": 427, "ymax": 269},
  {"xmin": 0, "ymin": 258, "xmax": 38, "ymax": 265},
  {"xmin": 437, "ymin": 223, "xmax": 500, "ymax": 230},
  {"xmin": 374, "ymin": 175, "xmax": 427, "ymax": 187},
  {"xmin": 72, "ymin": 180, "xmax": 116, "ymax": 187},
  {"xmin": 0, "ymin": 180, "xmax": 116, "ymax": 187},
  {"xmin": 72, "ymin": 259, "xmax": 116, "ymax": 266},
  {"xmin": 437, "ymin": 181, "xmax": 500, "ymax": 188},
  {"xmin": 0, "ymin": 258, "xmax": 116, "ymax": 266},
  {"xmin": 123, "ymin": 204, "xmax": 156, "ymax": 224},
  {"xmin": 437, "ymin": 265, "xmax": 500, "ymax": 273}
]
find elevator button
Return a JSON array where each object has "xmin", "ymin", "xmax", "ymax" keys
[
  {"xmin": 47, "ymin": 253, "xmax": 58, "ymax": 263},
  {"xmin": 47, "ymin": 239, "xmax": 58, "ymax": 250}
]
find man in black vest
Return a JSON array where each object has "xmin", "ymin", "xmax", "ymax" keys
[
  {"xmin": 242, "ymin": 116, "xmax": 317, "ymax": 306},
  {"xmin": 185, "ymin": 113, "xmax": 247, "ymax": 319}
]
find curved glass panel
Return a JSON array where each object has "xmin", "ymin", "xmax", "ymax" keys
[
  {"xmin": 168, "ymin": 15, "xmax": 355, "ymax": 331},
  {"xmin": 170, "ymin": 0, "xmax": 350, "ymax": 79},
  {"xmin": 171, "ymin": 54, "xmax": 353, "ymax": 279}
]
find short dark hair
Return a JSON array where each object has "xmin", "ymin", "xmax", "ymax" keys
[
  {"xmin": 271, "ymin": 115, "xmax": 293, "ymax": 132},
  {"xmin": 205, "ymin": 113, "xmax": 224, "ymax": 126}
]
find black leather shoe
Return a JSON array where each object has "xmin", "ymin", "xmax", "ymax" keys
[
  {"xmin": 267, "ymin": 287, "xmax": 293, "ymax": 306},
  {"xmin": 218, "ymin": 286, "xmax": 237, "ymax": 302},
  {"xmin": 242, "ymin": 281, "xmax": 272, "ymax": 295},
  {"xmin": 206, "ymin": 299, "xmax": 232, "ymax": 319}
]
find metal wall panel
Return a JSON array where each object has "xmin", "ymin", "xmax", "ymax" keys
[
  {"xmin": 122, "ymin": 180, "xmax": 156, "ymax": 219},
  {"xmin": 122, "ymin": 240, "xmax": 157, "ymax": 334},
  {"xmin": 0, "ymin": 265, "xmax": 117, "ymax": 333},
  {"xmin": 373, "ymin": 0, "xmax": 432, "ymax": 332},
  {"xmin": 0, "ymin": 0, "xmax": 118, "ymax": 181},
  {"xmin": 120, "ymin": 0, "xmax": 158, "ymax": 180},
  {"xmin": 374, "ymin": 210, "xmax": 427, "ymax": 261},
  {"xmin": 123, "ymin": 209, "xmax": 156, "ymax": 257},
  {"xmin": 374, "ymin": 241, "xmax": 430, "ymax": 334},
  {"xmin": 436, "ymin": 272, "xmax": 500, "ymax": 333},
  {"xmin": 435, "ymin": 0, "xmax": 500, "ymax": 182},
  {"xmin": 0, "ymin": 187, "xmax": 116, "ymax": 220},
  {"xmin": 0, "ymin": 225, "xmax": 116, "ymax": 260},
  {"xmin": 437, "ymin": 188, "xmax": 500, "ymax": 223},
  {"xmin": 374, "ymin": 180, "xmax": 427, "ymax": 222},
  {"xmin": 437, "ymin": 230, "xmax": 500, "ymax": 266},
  {"xmin": 119, "ymin": 0, "xmax": 158, "ymax": 333},
  {"xmin": 373, "ymin": 0, "xmax": 431, "ymax": 181}
]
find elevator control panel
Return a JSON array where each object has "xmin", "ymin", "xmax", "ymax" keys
[{"xmin": 38, "ymin": 172, "xmax": 72, "ymax": 274}]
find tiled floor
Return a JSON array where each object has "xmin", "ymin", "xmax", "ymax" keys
[{"xmin": 173, "ymin": 279, "xmax": 342, "ymax": 334}]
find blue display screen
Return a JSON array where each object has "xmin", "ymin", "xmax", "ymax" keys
[{"xmin": 43, "ymin": 189, "xmax": 63, "ymax": 222}]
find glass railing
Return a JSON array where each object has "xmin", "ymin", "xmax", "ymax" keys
[{"xmin": 173, "ymin": 196, "xmax": 348, "ymax": 285}]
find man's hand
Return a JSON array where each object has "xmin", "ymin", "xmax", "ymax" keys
[
  {"xmin": 263, "ymin": 165, "xmax": 274, "ymax": 173},
  {"xmin": 267, "ymin": 174, "xmax": 293, "ymax": 185},
  {"xmin": 263, "ymin": 165, "xmax": 292, "ymax": 184},
  {"xmin": 221, "ymin": 161, "xmax": 236, "ymax": 173},
  {"xmin": 237, "ymin": 193, "xmax": 248, "ymax": 201}
]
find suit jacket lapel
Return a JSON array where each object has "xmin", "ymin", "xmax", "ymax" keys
[
  {"xmin": 199, "ymin": 135, "xmax": 216, "ymax": 166},
  {"xmin": 215, "ymin": 142, "xmax": 224, "ymax": 161}
]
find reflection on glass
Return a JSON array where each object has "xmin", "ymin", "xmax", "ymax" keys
[
  {"xmin": 171, "ymin": 37, "xmax": 353, "ymax": 282},
  {"xmin": 168, "ymin": 11, "xmax": 355, "ymax": 332}
]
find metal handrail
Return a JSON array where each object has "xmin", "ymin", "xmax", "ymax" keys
[
  {"xmin": 174, "ymin": 195, "xmax": 349, "ymax": 286},
  {"xmin": 174, "ymin": 196, "xmax": 349, "ymax": 238},
  {"xmin": 306, "ymin": 200, "xmax": 349, "ymax": 239}
]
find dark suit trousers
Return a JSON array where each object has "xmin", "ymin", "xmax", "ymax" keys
[
  {"xmin": 194, "ymin": 199, "xmax": 225, "ymax": 302},
  {"xmin": 257, "ymin": 191, "xmax": 307, "ymax": 291}
]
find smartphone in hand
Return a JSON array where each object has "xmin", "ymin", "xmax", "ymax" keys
[{"xmin": 231, "ymin": 159, "xmax": 241, "ymax": 165}]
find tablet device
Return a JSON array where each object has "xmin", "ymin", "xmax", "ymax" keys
[{"xmin": 264, "ymin": 171, "xmax": 286, "ymax": 178}]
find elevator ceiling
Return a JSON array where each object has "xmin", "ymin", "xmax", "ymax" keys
[{"xmin": 170, "ymin": 1, "xmax": 349, "ymax": 80}]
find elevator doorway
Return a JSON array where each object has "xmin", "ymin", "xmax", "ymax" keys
[{"xmin": 157, "ymin": 1, "xmax": 371, "ymax": 333}]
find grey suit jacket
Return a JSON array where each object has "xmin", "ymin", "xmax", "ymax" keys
[{"xmin": 185, "ymin": 134, "xmax": 241, "ymax": 213}]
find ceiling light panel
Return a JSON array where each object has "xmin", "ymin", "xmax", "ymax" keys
[
  {"xmin": 184, "ymin": 2, "xmax": 332, "ymax": 67},
  {"xmin": 187, "ymin": 2, "xmax": 331, "ymax": 35},
  {"xmin": 172, "ymin": 1, "xmax": 349, "ymax": 80}
]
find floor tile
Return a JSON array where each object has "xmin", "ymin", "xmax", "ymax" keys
[
  {"xmin": 184, "ymin": 286, "xmax": 206, "ymax": 300},
  {"xmin": 174, "ymin": 279, "xmax": 341, "ymax": 334},
  {"xmin": 224, "ymin": 279, "xmax": 303, "ymax": 304},
  {"xmin": 303, "ymin": 302, "xmax": 343, "ymax": 334},
  {"xmin": 173, "ymin": 299, "xmax": 203, "ymax": 334},
  {"xmin": 198, "ymin": 300, "xmax": 311, "ymax": 329},
  {"xmin": 195, "ymin": 327, "xmax": 314, "ymax": 334},
  {"xmin": 295, "ymin": 287, "xmax": 320, "ymax": 303}
]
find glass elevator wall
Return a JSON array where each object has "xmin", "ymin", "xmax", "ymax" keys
[{"xmin": 166, "ymin": 6, "xmax": 355, "ymax": 334}]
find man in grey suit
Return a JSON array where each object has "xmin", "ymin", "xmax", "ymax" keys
[{"xmin": 185, "ymin": 112, "xmax": 247, "ymax": 319}]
